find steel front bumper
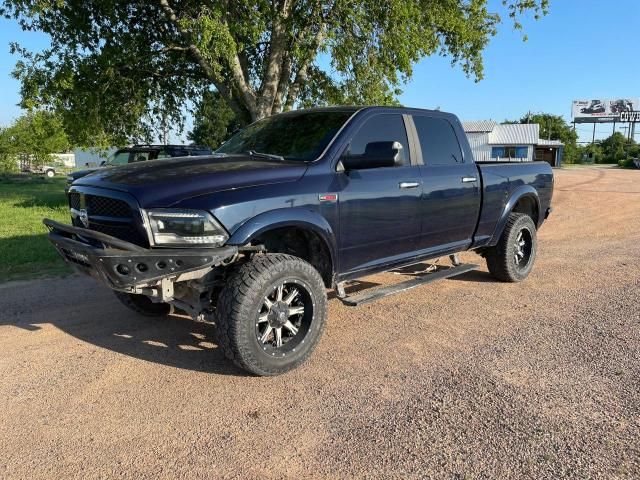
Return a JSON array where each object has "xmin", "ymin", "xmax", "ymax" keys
[{"xmin": 44, "ymin": 218, "xmax": 238, "ymax": 290}]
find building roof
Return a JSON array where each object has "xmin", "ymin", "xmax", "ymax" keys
[
  {"xmin": 463, "ymin": 121, "xmax": 540, "ymax": 144},
  {"xmin": 462, "ymin": 120, "xmax": 497, "ymax": 133},
  {"xmin": 464, "ymin": 120, "xmax": 564, "ymax": 147},
  {"xmin": 488, "ymin": 123, "xmax": 540, "ymax": 145}
]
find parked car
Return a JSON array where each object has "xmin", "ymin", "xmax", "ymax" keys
[
  {"xmin": 21, "ymin": 163, "xmax": 57, "ymax": 177},
  {"xmin": 65, "ymin": 144, "xmax": 212, "ymax": 192},
  {"xmin": 45, "ymin": 106, "xmax": 553, "ymax": 376}
]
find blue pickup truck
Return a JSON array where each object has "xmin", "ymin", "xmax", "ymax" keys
[{"xmin": 45, "ymin": 106, "xmax": 553, "ymax": 375}]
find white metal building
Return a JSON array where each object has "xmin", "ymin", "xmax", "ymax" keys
[{"xmin": 462, "ymin": 121, "xmax": 563, "ymax": 166}]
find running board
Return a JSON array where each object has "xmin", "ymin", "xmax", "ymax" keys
[{"xmin": 340, "ymin": 263, "xmax": 478, "ymax": 307}]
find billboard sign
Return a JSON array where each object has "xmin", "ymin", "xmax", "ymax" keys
[
  {"xmin": 571, "ymin": 98, "xmax": 640, "ymax": 123},
  {"xmin": 619, "ymin": 110, "xmax": 640, "ymax": 123}
]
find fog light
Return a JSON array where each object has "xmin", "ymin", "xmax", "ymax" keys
[{"xmin": 116, "ymin": 264, "xmax": 130, "ymax": 275}]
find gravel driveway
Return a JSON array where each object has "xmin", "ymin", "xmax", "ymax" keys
[{"xmin": 1, "ymin": 167, "xmax": 638, "ymax": 479}]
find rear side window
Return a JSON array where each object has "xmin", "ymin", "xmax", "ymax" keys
[
  {"xmin": 348, "ymin": 114, "xmax": 409, "ymax": 166},
  {"xmin": 413, "ymin": 116, "xmax": 462, "ymax": 165},
  {"xmin": 130, "ymin": 151, "xmax": 152, "ymax": 163}
]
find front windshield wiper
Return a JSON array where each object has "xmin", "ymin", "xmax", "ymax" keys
[{"xmin": 246, "ymin": 150, "xmax": 285, "ymax": 162}]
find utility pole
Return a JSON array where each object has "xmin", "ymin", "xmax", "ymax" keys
[
  {"xmin": 620, "ymin": 125, "xmax": 630, "ymax": 137},
  {"xmin": 592, "ymin": 123, "xmax": 596, "ymax": 145}
]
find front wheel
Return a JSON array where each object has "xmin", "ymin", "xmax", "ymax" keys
[
  {"xmin": 45, "ymin": 169, "xmax": 55, "ymax": 178},
  {"xmin": 485, "ymin": 213, "xmax": 537, "ymax": 282},
  {"xmin": 216, "ymin": 254, "xmax": 327, "ymax": 376}
]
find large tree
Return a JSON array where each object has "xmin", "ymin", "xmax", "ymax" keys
[
  {"xmin": 525, "ymin": 112, "xmax": 579, "ymax": 163},
  {"xmin": 598, "ymin": 132, "xmax": 637, "ymax": 165},
  {"xmin": 188, "ymin": 90, "xmax": 247, "ymax": 148},
  {"xmin": 0, "ymin": 110, "xmax": 70, "ymax": 171},
  {"xmin": 2, "ymin": 0, "xmax": 548, "ymax": 145}
]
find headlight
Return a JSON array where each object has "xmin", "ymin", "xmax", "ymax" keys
[
  {"xmin": 144, "ymin": 209, "xmax": 229, "ymax": 247},
  {"xmin": 66, "ymin": 175, "xmax": 74, "ymax": 183}
]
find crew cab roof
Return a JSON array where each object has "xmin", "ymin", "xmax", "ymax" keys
[{"xmin": 284, "ymin": 105, "xmax": 452, "ymax": 116}]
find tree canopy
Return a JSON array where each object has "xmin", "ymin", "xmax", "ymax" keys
[
  {"xmin": 597, "ymin": 132, "xmax": 638, "ymax": 166},
  {"xmin": 188, "ymin": 90, "xmax": 247, "ymax": 148},
  {"xmin": 2, "ymin": 0, "xmax": 548, "ymax": 145},
  {"xmin": 0, "ymin": 110, "xmax": 70, "ymax": 171}
]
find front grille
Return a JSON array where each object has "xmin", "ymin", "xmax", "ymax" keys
[
  {"xmin": 70, "ymin": 191, "xmax": 147, "ymax": 247},
  {"xmin": 69, "ymin": 192, "xmax": 81, "ymax": 210},
  {"xmin": 86, "ymin": 221, "xmax": 147, "ymax": 246},
  {"xmin": 68, "ymin": 192, "xmax": 130, "ymax": 218},
  {"xmin": 87, "ymin": 195, "xmax": 131, "ymax": 218}
]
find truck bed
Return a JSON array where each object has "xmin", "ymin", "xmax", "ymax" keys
[{"xmin": 475, "ymin": 161, "xmax": 554, "ymax": 245}]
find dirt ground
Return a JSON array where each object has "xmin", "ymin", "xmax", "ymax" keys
[{"xmin": 0, "ymin": 166, "xmax": 638, "ymax": 479}]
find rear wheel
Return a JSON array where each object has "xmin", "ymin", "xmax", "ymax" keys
[
  {"xmin": 485, "ymin": 213, "xmax": 537, "ymax": 282},
  {"xmin": 45, "ymin": 169, "xmax": 55, "ymax": 178},
  {"xmin": 216, "ymin": 254, "xmax": 327, "ymax": 376},
  {"xmin": 113, "ymin": 291, "xmax": 171, "ymax": 317}
]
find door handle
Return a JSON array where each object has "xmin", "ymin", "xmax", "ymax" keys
[
  {"xmin": 399, "ymin": 181, "xmax": 420, "ymax": 189},
  {"xmin": 461, "ymin": 176, "xmax": 477, "ymax": 183}
]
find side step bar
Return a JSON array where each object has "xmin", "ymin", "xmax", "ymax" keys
[{"xmin": 339, "ymin": 263, "xmax": 478, "ymax": 307}]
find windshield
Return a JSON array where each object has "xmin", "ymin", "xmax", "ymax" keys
[{"xmin": 216, "ymin": 110, "xmax": 354, "ymax": 161}]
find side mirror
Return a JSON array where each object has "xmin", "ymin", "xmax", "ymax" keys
[
  {"xmin": 100, "ymin": 160, "xmax": 106, "ymax": 166},
  {"xmin": 341, "ymin": 141, "xmax": 404, "ymax": 170}
]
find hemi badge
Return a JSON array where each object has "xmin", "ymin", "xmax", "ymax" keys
[{"xmin": 319, "ymin": 193, "xmax": 338, "ymax": 202}]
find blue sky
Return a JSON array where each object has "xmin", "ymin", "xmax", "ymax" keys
[{"xmin": 0, "ymin": 0, "xmax": 638, "ymax": 144}]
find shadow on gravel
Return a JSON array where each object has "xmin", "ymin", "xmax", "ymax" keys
[
  {"xmin": 0, "ymin": 277, "xmax": 249, "ymax": 376},
  {"xmin": 449, "ymin": 270, "xmax": 495, "ymax": 283},
  {"xmin": 81, "ymin": 313, "xmax": 248, "ymax": 376}
]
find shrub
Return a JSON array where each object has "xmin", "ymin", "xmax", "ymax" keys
[{"xmin": 0, "ymin": 154, "xmax": 19, "ymax": 173}]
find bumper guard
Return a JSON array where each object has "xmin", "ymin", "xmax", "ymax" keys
[{"xmin": 44, "ymin": 218, "xmax": 238, "ymax": 290}]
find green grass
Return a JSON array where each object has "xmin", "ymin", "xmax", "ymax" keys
[{"xmin": 0, "ymin": 175, "xmax": 73, "ymax": 282}]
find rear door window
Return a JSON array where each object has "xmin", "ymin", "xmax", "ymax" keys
[{"xmin": 413, "ymin": 116, "xmax": 463, "ymax": 165}]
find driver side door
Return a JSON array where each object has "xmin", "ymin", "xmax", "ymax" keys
[{"xmin": 337, "ymin": 113, "xmax": 423, "ymax": 273}]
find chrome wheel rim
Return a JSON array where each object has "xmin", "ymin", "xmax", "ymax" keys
[
  {"xmin": 256, "ymin": 280, "xmax": 313, "ymax": 355},
  {"xmin": 513, "ymin": 228, "xmax": 533, "ymax": 270}
]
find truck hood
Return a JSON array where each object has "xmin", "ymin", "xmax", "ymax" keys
[
  {"xmin": 74, "ymin": 154, "xmax": 307, "ymax": 206},
  {"xmin": 69, "ymin": 167, "xmax": 100, "ymax": 181}
]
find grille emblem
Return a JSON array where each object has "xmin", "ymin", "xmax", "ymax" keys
[{"xmin": 79, "ymin": 208, "xmax": 89, "ymax": 228}]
